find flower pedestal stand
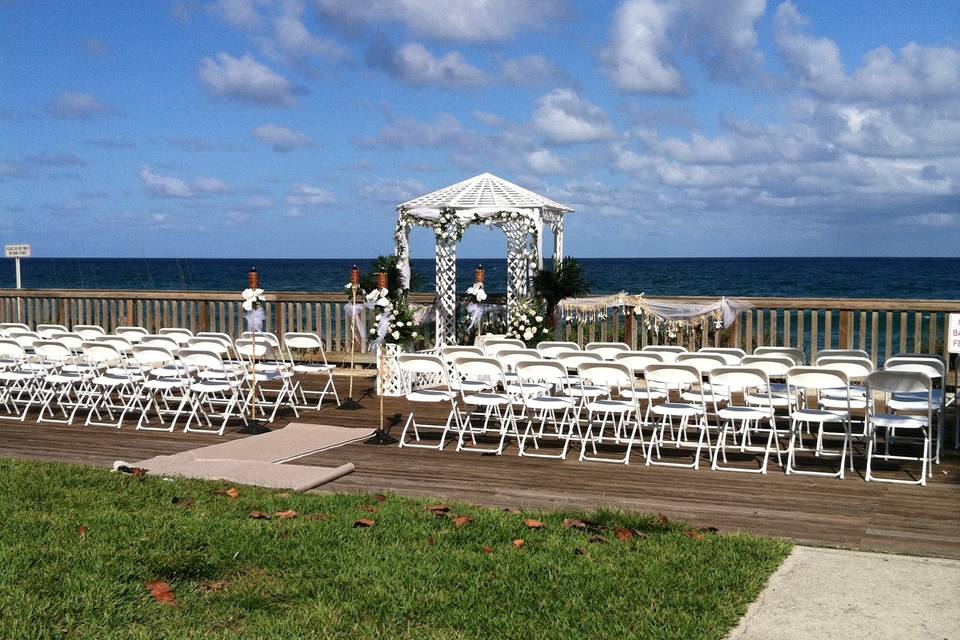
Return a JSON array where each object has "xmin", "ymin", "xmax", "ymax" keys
[{"xmin": 375, "ymin": 343, "xmax": 404, "ymax": 397}]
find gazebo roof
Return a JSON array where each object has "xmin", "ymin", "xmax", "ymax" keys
[{"xmin": 397, "ymin": 172, "xmax": 573, "ymax": 218}]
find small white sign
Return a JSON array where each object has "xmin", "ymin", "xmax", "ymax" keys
[
  {"xmin": 948, "ymin": 313, "xmax": 960, "ymax": 354},
  {"xmin": 4, "ymin": 244, "xmax": 30, "ymax": 258}
]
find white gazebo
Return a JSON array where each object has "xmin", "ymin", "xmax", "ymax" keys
[{"xmin": 395, "ymin": 172, "xmax": 574, "ymax": 345}]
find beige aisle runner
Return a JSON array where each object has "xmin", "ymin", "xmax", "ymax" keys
[{"xmin": 130, "ymin": 423, "xmax": 374, "ymax": 491}]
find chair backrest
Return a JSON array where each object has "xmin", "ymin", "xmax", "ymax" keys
[
  {"xmin": 676, "ymin": 352, "xmax": 726, "ymax": 375},
  {"xmin": 36, "ymin": 324, "xmax": 69, "ymax": 339},
  {"xmin": 698, "ymin": 347, "xmax": 745, "ymax": 365},
  {"xmin": 397, "ymin": 354, "xmax": 451, "ymax": 390},
  {"xmin": 740, "ymin": 355, "xmax": 795, "ymax": 377},
  {"xmin": 536, "ymin": 341, "xmax": 580, "ymax": 359},
  {"xmin": 866, "ymin": 370, "xmax": 932, "ymax": 395},
  {"xmin": 643, "ymin": 363, "xmax": 701, "ymax": 387},
  {"xmin": 515, "ymin": 360, "xmax": 569, "ymax": 389},
  {"xmin": 786, "ymin": 366, "xmax": 848, "ymax": 392},
  {"xmin": 814, "ymin": 348, "xmax": 869, "ymax": 363},
  {"xmin": 453, "ymin": 356, "xmax": 506, "ymax": 387},
  {"xmin": 197, "ymin": 331, "xmax": 233, "ymax": 341},
  {"xmin": 483, "ymin": 339, "xmax": 524, "ymax": 357},
  {"xmin": 51, "ymin": 332, "xmax": 85, "ymax": 351},
  {"xmin": 709, "ymin": 366, "xmax": 769, "ymax": 393},
  {"xmin": 0, "ymin": 339, "xmax": 27, "ymax": 360},
  {"xmin": 33, "ymin": 340, "xmax": 73, "ymax": 362},
  {"xmin": 159, "ymin": 327, "xmax": 194, "ymax": 344},
  {"xmin": 753, "ymin": 346, "xmax": 804, "ymax": 365},
  {"xmin": 187, "ymin": 337, "xmax": 231, "ymax": 355},
  {"xmin": 440, "ymin": 346, "xmax": 484, "ymax": 362},
  {"xmin": 885, "ymin": 357, "xmax": 944, "ymax": 381},
  {"xmin": 81, "ymin": 341, "xmax": 122, "ymax": 365},
  {"xmin": 95, "ymin": 335, "xmax": 134, "ymax": 353},
  {"xmin": 178, "ymin": 348, "xmax": 226, "ymax": 371},
  {"xmin": 8, "ymin": 331, "xmax": 39, "ymax": 349},
  {"xmin": 240, "ymin": 331, "xmax": 281, "ymax": 350},
  {"xmin": 131, "ymin": 344, "xmax": 176, "ymax": 368},
  {"xmin": 641, "ymin": 345, "xmax": 688, "ymax": 363},
  {"xmin": 0, "ymin": 322, "xmax": 30, "ymax": 332},
  {"xmin": 584, "ymin": 342, "xmax": 630, "ymax": 360},
  {"xmin": 578, "ymin": 362, "xmax": 634, "ymax": 391},
  {"xmin": 140, "ymin": 335, "xmax": 181, "ymax": 352},
  {"xmin": 115, "ymin": 326, "xmax": 149, "ymax": 343},
  {"xmin": 72, "ymin": 325, "xmax": 106, "ymax": 339},
  {"xmin": 283, "ymin": 332, "xmax": 323, "ymax": 351},
  {"xmin": 234, "ymin": 338, "xmax": 271, "ymax": 360},
  {"xmin": 556, "ymin": 351, "xmax": 604, "ymax": 370},
  {"xmin": 815, "ymin": 356, "xmax": 874, "ymax": 380},
  {"xmin": 499, "ymin": 349, "xmax": 542, "ymax": 371},
  {"xmin": 614, "ymin": 351, "xmax": 663, "ymax": 373}
]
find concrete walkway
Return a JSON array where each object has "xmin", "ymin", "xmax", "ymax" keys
[{"xmin": 729, "ymin": 546, "xmax": 960, "ymax": 640}]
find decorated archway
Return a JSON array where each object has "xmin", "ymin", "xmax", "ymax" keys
[{"xmin": 395, "ymin": 173, "xmax": 573, "ymax": 345}]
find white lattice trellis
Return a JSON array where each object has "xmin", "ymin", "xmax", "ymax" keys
[{"xmin": 393, "ymin": 173, "xmax": 572, "ymax": 346}]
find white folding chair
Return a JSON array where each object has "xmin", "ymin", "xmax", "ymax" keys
[
  {"xmin": 885, "ymin": 355, "xmax": 949, "ymax": 468},
  {"xmin": 36, "ymin": 324, "xmax": 69, "ymax": 339},
  {"xmin": 72, "ymin": 324, "xmax": 106, "ymax": 340},
  {"xmin": 641, "ymin": 345, "xmax": 687, "ymax": 363},
  {"xmin": 453, "ymin": 357, "xmax": 518, "ymax": 455},
  {"xmin": 115, "ymin": 326, "xmax": 149, "ymax": 343},
  {"xmin": 159, "ymin": 327, "xmax": 194, "ymax": 345},
  {"xmin": 235, "ymin": 337, "xmax": 299, "ymax": 423},
  {"xmin": 178, "ymin": 348, "xmax": 246, "ymax": 435},
  {"xmin": 482, "ymin": 339, "xmax": 524, "ymax": 358},
  {"xmin": 814, "ymin": 348, "xmax": 869, "ymax": 363},
  {"xmin": 585, "ymin": 341, "xmax": 630, "ymax": 361},
  {"xmin": 785, "ymin": 367, "xmax": 853, "ymax": 479},
  {"xmin": 0, "ymin": 322, "xmax": 30, "ymax": 333},
  {"xmin": 283, "ymin": 332, "xmax": 341, "ymax": 409},
  {"xmin": 698, "ymin": 347, "xmax": 745, "ymax": 365},
  {"xmin": 536, "ymin": 341, "xmax": 580, "ymax": 359},
  {"xmin": 396, "ymin": 354, "xmax": 458, "ymax": 450},
  {"xmin": 514, "ymin": 360, "xmax": 577, "ymax": 459},
  {"xmin": 498, "ymin": 349, "xmax": 545, "ymax": 397},
  {"xmin": 32, "ymin": 340, "xmax": 92, "ymax": 424},
  {"xmin": 643, "ymin": 364, "xmax": 711, "ymax": 469},
  {"xmin": 865, "ymin": 370, "xmax": 933, "ymax": 486},
  {"xmin": 79, "ymin": 341, "xmax": 137, "ymax": 428},
  {"xmin": 578, "ymin": 362, "xmax": 642, "ymax": 465},
  {"xmin": 754, "ymin": 346, "xmax": 804, "ymax": 365},
  {"xmin": 0, "ymin": 339, "xmax": 42, "ymax": 420},
  {"xmin": 709, "ymin": 367, "xmax": 781, "ymax": 474},
  {"xmin": 614, "ymin": 351, "xmax": 666, "ymax": 424},
  {"xmin": 128, "ymin": 344, "xmax": 190, "ymax": 432}
]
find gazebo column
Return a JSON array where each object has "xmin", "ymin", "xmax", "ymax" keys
[
  {"xmin": 434, "ymin": 232, "xmax": 457, "ymax": 346},
  {"xmin": 394, "ymin": 218, "xmax": 412, "ymax": 289},
  {"xmin": 503, "ymin": 219, "xmax": 530, "ymax": 309},
  {"xmin": 545, "ymin": 210, "xmax": 564, "ymax": 267}
]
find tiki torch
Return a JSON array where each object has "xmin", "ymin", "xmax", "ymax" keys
[{"xmin": 338, "ymin": 264, "xmax": 364, "ymax": 410}]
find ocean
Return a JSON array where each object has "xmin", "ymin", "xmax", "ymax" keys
[{"xmin": 2, "ymin": 257, "xmax": 959, "ymax": 299}]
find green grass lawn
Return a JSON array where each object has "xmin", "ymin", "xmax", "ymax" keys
[{"xmin": 0, "ymin": 459, "xmax": 789, "ymax": 639}]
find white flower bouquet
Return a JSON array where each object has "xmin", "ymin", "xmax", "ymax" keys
[
  {"xmin": 241, "ymin": 288, "xmax": 266, "ymax": 331},
  {"xmin": 506, "ymin": 297, "xmax": 551, "ymax": 347}
]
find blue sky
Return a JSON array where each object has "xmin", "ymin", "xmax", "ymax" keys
[{"xmin": 1, "ymin": 0, "xmax": 958, "ymax": 259}]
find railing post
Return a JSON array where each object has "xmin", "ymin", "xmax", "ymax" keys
[{"xmin": 839, "ymin": 311, "xmax": 854, "ymax": 349}]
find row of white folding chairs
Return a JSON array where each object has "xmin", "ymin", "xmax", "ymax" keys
[
  {"xmin": 396, "ymin": 351, "xmax": 941, "ymax": 485},
  {"xmin": 0, "ymin": 324, "xmax": 341, "ymax": 411}
]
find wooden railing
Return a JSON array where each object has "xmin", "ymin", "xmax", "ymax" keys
[
  {"xmin": 1, "ymin": 289, "xmax": 957, "ymax": 370},
  {"xmin": 0, "ymin": 289, "xmax": 436, "ymax": 364},
  {"xmin": 557, "ymin": 296, "xmax": 960, "ymax": 370}
]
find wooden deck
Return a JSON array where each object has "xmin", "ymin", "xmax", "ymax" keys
[{"xmin": 2, "ymin": 377, "xmax": 957, "ymax": 559}]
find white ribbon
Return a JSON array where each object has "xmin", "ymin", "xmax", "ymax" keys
[
  {"xmin": 465, "ymin": 302, "xmax": 485, "ymax": 331},
  {"xmin": 244, "ymin": 308, "xmax": 265, "ymax": 332},
  {"xmin": 344, "ymin": 303, "xmax": 365, "ymax": 337},
  {"xmin": 368, "ymin": 309, "xmax": 393, "ymax": 350}
]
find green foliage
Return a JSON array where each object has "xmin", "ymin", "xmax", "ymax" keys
[
  {"xmin": 0, "ymin": 459, "xmax": 790, "ymax": 639},
  {"xmin": 360, "ymin": 255, "xmax": 423, "ymax": 294},
  {"xmin": 534, "ymin": 257, "xmax": 591, "ymax": 324}
]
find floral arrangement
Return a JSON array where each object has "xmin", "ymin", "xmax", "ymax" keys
[
  {"xmin": 241, "ymin": 287, "xmax": 266, "ymax": 331},
  {"xmin": 506, "ymin": 297, "xmax": 551, "ymax": 347},
  {"xmin": 464, "ymin": 282, "xmax": 487, "ymax": 304},
  {"xmin": 366, "ymin": 287, "xmax": 422, "ymax": 348},
  {"xmin": 433, "ymin": 207, "xmax": 464, "ymax": 243}
]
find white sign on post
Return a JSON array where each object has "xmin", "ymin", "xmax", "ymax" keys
[
  {"xmin": 4, "ymin": 244, "xmax": 31, "ymax": 258},
  {"xmin": 948, "ymin": 313, "xmax": 960, "ymax": 354}
]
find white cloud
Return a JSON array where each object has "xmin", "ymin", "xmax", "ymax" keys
[
  {"xmin": 47, "ymin": 91, "xmax": 115, "ymax": 119},
  {"xmin": 898, "ymin": 212, "xmax": 957, "ymax": 227},
  {"xmin": 526, "ymin": 149, "xmax": 567, "ymax": 174},
  {"xmin": 314, "ymin": 0, "xmax": 566, "ymax": 43},
  {"xmin": 357, "ymin": 178, "xmax": 426, "ymax": 204},
  {"xmin": 198, "ymin": 52, "xmax": 298, "ymax": 107},
  {"xmin": 775, "ymin": 2, "xmax": 960, "ymax": 102},
  {"xmin": 284, "ymin": 183, "xmax": 335, "ymax": 216},
  {"xmin": 369, "ymin": 41, "xmax": 487, "ymax": 88},
  {"xmin": 139, "ymin": 166, "xmax": 229, "ymax": 198},
  {"xmin": 252, "ymin": 123, "xmax": 314, "ymax": 151},
  {"xmin": 209, "ymin": 0, "xmax": 267, "ymax": 30},
  {"xmin": 602, "ymin": 0, "xmax": 683, "ymax": 94},
  {"xmin": 532, "ymin": 89, "xmax": 616, "ymax": 144},
  {"xmin": 357, "ymin": 113, "xmax": 467, "ymax": 149},
  {"xmin": 270, "ymin": 0, "xmax": 348, "ymax": 61},
  {"xmin": 601, "ymin": 0, "xmax": 766, "ymax": 94},
  {"xmin": 500, "ymin": 54, "xmax": 569, "ymax": 88}
]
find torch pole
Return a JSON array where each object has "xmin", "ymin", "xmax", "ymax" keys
[
  {"xmin": 366, "ymin": 270, "xmax": 397, "ymax": 444},
  {"xmin": 238, "ymin": 267, "xmax": 270, "ymax": 434},
  {"xmin": 338, "ymin": 265, "xmax": 363, "ymax": 410}
]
